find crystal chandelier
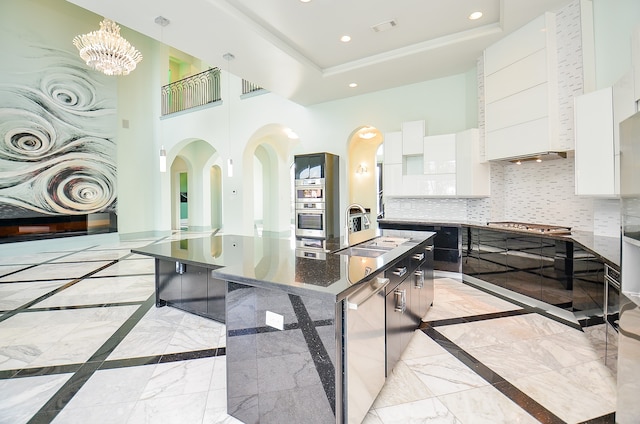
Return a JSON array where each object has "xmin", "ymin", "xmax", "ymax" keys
[{"xmin": 73, "ymin": 19, "xmax": 142, "ymax": 76}]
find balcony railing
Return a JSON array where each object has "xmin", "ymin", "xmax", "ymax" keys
[
  {"xmin": 161, "ymin": 68, "xmax": 221, "ymax": 116},
  {"xmin": 242, "ymin": 79, "xmax": 264, "ymax": 95}
]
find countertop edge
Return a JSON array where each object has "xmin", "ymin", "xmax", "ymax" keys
[{"xmin": 378, "ymin": 218, "xmax": 620, "ymax": 269}]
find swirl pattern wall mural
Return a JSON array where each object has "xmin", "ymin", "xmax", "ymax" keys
[{"xmin": 0, "ymin": 44, "xmax": 117, "ymax": 222}]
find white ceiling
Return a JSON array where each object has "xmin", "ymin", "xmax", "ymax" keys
[{"xmin": 65, "ymin": 0, "xmax": 572, "ymax": 106}]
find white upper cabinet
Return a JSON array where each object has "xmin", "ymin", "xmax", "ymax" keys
[
  {"xmin": 402, "ymin": 120, "xmax": 426, "ymax": 156},
  {"xmin": 383, "ymin": 131, "xmax": 402, "ymax": 165},
  {"xmin": 423, "ymin": 134, "xmax": 456, "ymax": 174},
  {"xmin": 574, "ymin": 73, "xmax": 637, "ymax": 197},
  {"xmin": 383, "ymin": 124, "xmax": 489, "ymax": 198},
  {"xmin": 456, "ymin": 129, "xmax": 490, "ymax": 197},
  {"xmin": 574, "ymin": 87, "xmax": 615, "ymax": 196},
  {"xmin": 484, "ymin": 13, "xmax": 564, "ymax": 160}
]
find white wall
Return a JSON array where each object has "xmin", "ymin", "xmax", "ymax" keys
[{"xmin": 150, "ymin": 69, "xmax": 474, "ymax": 236}]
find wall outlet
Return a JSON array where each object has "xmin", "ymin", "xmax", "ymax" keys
[{"xmin": 265, "ymin": 311, "xmax": 284, "ymax": 330}]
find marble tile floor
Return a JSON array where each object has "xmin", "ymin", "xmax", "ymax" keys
[{"xmin": 0, "ymin": 233, "xmax": 618, "ymax": 424}]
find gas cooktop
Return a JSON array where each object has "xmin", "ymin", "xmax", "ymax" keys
[{"xmin": 486, "ymin": 221, "xmax": 572, "ymax": 235}]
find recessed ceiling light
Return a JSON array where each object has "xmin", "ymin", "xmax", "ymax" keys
[
  {"xmin": 469, "ymin": 11, "xmax": 483, "ymax": 20},
  {"xmin": 300, "ymin": 0, "xmax": 311, "ymax": 3},
  {"xmin": 340, "ymin": 35, "xmax": 351, "ymax": 43},
  {"xmin": 349, "ymin": 82, "xmax": 358, "ymax": 88}
]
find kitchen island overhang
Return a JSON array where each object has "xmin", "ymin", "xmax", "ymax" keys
[{"xmin": 133, "ymin": 230, "xmax": 436, "ymax": 424}]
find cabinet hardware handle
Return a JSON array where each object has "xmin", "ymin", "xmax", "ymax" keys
[
  {"xmin": 393, "ymin": 267, "xmax": 407, "ymax": 277},
  {"xmin": 414, "ymin": 269, "xmax": 424, "ymax": 289},
  {"xmin": 412, "ymin": 253, "xmax": 425, "ymax": 261},
  {"xmin": 394, "ymin": 289, "xmax": 406, "ymax": 312},
  {"xmin": 347, "ymin": 277, "xmax": 390, "ymax": 310},
  {"xmin": 175, "ymin": 262, "xmax": 185, "ymax": 274},
  {"xmin": 425, "ymin": 245, "xmax": 434, "ymax": 251}
]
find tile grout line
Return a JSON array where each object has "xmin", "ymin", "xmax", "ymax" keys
[
  {"xmin": 420, "ymin": 323, "xmax": 567, "ymax": 424},
  {"xmin": 0, "ymin": 260, "xmax": 121, "ymax": 323},
  {"xmin": 26, "ymin": 294, "xmax": 157, "ymax": 424}
]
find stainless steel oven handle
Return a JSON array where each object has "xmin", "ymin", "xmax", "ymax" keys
[{"xmin": 347, "ymin": 277, "xmax": 390, "ymax": 310}]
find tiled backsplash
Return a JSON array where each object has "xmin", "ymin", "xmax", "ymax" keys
[{"xmin": 383, "ymin": 0, "xmax": 621, "ymax": 238}]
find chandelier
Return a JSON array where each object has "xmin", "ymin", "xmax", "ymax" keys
[{"xmin": 73, "ymin": 19, "xmax": 142, "ymax": 76}]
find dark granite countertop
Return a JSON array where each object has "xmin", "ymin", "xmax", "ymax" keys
[
  {"xmin": 133, "ymin": 229, "xmax": 436, "ymax": 302},
  {"xmin": 378, "ymin": 218, "xmax": 620, "ymax": 268}
]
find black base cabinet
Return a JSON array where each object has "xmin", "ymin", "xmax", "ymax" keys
[
  {"xmin": 462, "ymin": 228, "xmax": 610, "ymax": 321},
  {"xmin": 378, "ymin": 222, "xmax": 461, "ymax": 273},
  {"xmin": 155, "ymin": 259, "xmax": 225, "ymax": 322},
  {"xmin": 385, "ymin": 241, "xmax": 434, "ymax": 375}
]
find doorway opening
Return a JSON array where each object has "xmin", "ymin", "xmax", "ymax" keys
[
  {"xmin": 347, "ymin": 126, "xmax": 384, "ymax": 230},
  {"xmin": 179, "ymin": 172, "xmax": 188, "ymax": 230}
]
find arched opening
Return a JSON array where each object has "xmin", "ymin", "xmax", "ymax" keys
[
  {"xmin": 167, "ymin": 139, "xmax": 221, "ymax": 232},
  {"xmin": 347, "ymin": 126, "xmax": 384, "ymax": 231},
  {"xmin": 242, "ymin": 124, "xmax": 300, "ymax": 237}
]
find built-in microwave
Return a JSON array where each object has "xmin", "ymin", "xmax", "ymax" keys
[
  {"xmin": 295, "ymin": 179, "xmax": 325, "ymax": 203},
  {"xmin": 295, "ymin": 209, "xmax": 326, "ymax": 238}
]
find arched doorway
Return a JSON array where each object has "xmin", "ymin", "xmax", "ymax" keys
[
  {"xmin": 167, "ymin": 139, "xmax": 222, "ymax": 231},
  {"xmin": 347, "ymin": 126, "xmax": 383, "ymax": 230},
  {"xmin": 242, "ymin": 124, "xmax": 300, "ymax": 237}
]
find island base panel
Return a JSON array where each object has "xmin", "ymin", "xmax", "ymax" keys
[{"xmin": 226, "ymin": 281, "xmax": 338, "ymax": 424}]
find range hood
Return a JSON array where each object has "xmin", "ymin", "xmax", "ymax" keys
[{"xmin": 493, "ymin": 151, "xmax": 572, "ymax": 164}]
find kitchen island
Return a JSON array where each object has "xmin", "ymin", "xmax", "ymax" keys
[{"xmin": 133, "ymin": 230, "xmax": 435, "ymax": 424}]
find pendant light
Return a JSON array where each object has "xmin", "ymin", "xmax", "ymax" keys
[
  {"xmin": 223, "ymin": 52, "xmax": 235, "ymax": 177},
  {"xmin": 156, "ymin": 16, "xmax": 170, "ymax": 173}
]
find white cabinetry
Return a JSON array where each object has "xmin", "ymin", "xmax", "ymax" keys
[
  {"xmin": 423, "ymin": 134, "xmax": 455, "ymax": 174},
  {"xmin": 456, "ymin": 129, "xmax": 490, "ymax": 197},
  {"xmin": 383, "ymin": 131, "xmax": 402, "ymax": 165},
  {"xmin": 484, "ymin": 13, "xmax": 566, "ymax": 160},
  {"xmin": 402, "ymin": 121, "xmax": 425, "ymax": 156},
  {"xmin": 383, "ymin": 127, "xmax": 489, "ymax": 198},
  {"xmin": 575, "ymin": 73, "xmax": 638, "ymax": 197},
  {"xmin": 574, "ymin": 87, "xmax": 615, "ymax": 196}
]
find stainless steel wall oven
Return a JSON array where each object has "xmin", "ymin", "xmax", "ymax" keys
[{"xmin": 294, "ymin": 153, "xmax": 339, "ymax": 240}]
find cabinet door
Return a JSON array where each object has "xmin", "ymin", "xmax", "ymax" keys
[
  {"xmin": 157, "ymin": 260, "xmax": 181, "ymax": 306},
  {"xmin": 385, "ymin": 281, "xmax": 405, "ymax": 376},
  {"xmin": 456, "ymin": 128, "xmax": 489, "ymax": 197},
  {"xmin": 383, "ymin": 131, "xmax": 402, "ymax": 165},
  {"xmin": 423, "ymin": 134, "xmax": 456, "ymax": 174},
  {"xmin": 207, "ymin": 273, "xmax": 226, "ymax": 323},
  {"xmin": 181, "ymin": 264, "xmax": 208, "ymax": 315},
  {"xmin": 402, "ymin": 120, "xmax": 425, "ymax": 156},
  {"xmin": 574, "ymin": 87, "xmax": 615, "ymax": 196},
  {"xmin": 383, "ymin": 163, "xmax": 402, "ymax": 197}
]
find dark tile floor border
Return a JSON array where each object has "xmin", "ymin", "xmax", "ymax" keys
[{"xmin": 421, "ymin": 311, "xmax": 616, "ymax": 424}]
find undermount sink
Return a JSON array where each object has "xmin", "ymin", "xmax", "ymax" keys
[
  {"xmin": 336, "ymin": 246, "xmax": 388, "ymax": 258},
  {"xmin": 335, "ymin": 236, "xmax": 410, "ymax": 258},
  {"xmin": 360, "ymin": 236, "xmax": 409, "ymax": 249}
]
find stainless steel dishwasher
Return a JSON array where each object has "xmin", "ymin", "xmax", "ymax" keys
[{"xmin": 344, "ymin": 276, "xmax": 390, "ymax": 424}]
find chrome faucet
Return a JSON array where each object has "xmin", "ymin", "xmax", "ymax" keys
[{"xmin": 345, "ymin": 203, "xmax": 371, "ymax": 239}]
